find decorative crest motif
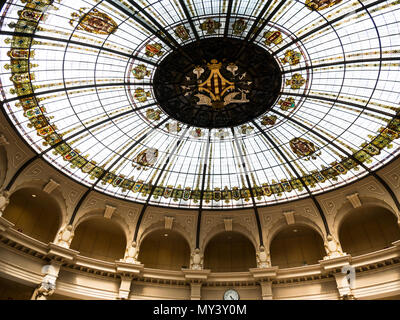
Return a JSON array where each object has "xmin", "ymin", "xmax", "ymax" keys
[
  {"xmin": 215, "ymin": 129, "xmax": 229, "ymax": 139},
  {"xmin": 182, "ymin": 59, "xmax": 251, "ymax": 109},
  {"xmin": 165, "ymin": 122, "xmax": 182, "ymax": 133},
  {"xmin": 190, "ymin": 128, "xmax": 204, "ymax": 138},
  {"xmin": 200, "ymin": 18, "xmax": 221, "ymax": 34},
  {"xmin": 286, "ymin": 73, "xmax": 306, "ymax": 89},
  {"xmin": 132, "ymin": 148, "xmax": 158, "ymax": 170},
  {"xmin": 289, "ymin": 137, "xmax": 321, "ymax": 160},
  {"xmin": 69, "ymin": 8, "xmax": 118, "ymax": 35},
  {"xmin": 280, "ymin": 50, "xmax": 302, "ymax": 66},
  {"xmin": 263, "ymin": 31, "xmax": 283, "ymax": 46},
  {"xmin": 239, "ymin": 125, "xmax": 254, "ymax": 135},
  {"xmin": 232, "ymin": 18, "xmax": 247, "ymax": 35},
  {"xmin": 134, "ymin": 88, "xmax": 151, "ymax": 102},
  {"xmin": 261, "ymin": 115, "xmax": 277, "ymax": 126},
  {"xmin": 174, "ymin": 24, "xmax": 190, "ymax": 40},
  {"xmin": 146, "ymin": 108, "xmax": 161, "ymax": 121},
  {"xmin": 132, "ymin": 64, "xmax": 151, "ymax": 80},
  {"xmin": 305, "ymin": 0, "xmax": 342, "ymax": 11},
  {"xmin": 145, "ymin": 43, "xmax": 164, "ymax": 57},
  {"xmin": 278, "ymin": 97, "xmax": 296, "ymax": 111}
]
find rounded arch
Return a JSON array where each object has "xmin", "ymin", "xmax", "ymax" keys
[
  {"xmin": 333, "ymin": 196, "xmax": 398, "ymax": 240},
  {"xmin": 200, "ymin": 222, "xmax": 259, "ymax": 253},
  {"xmin": 11, "ymin": 178, "xmax": 68, "ymax": 226},
  {"xmin": 203, "ymin": 231, "xmax": 257, "ymax": 272},
  {"xmin": 138, "ymin": 228, "xmax": 191, "ymax": 270},
  {"xmin": 265, "ymin": 215, "xmax": 326, "ymax": 251},
  {"xmin": 3, "ymin": 187, "xmax": 61, "ymax": 243},
  {"xmin": 269, "ymin": 224, "xmax": 326, "ymax": 268},
  {"xmin": 72, "ymin": 208, "xmax": 131, "ymax": 244},
  {"xmin": 70, "ymin": 215, "xmax": 127, "ymax": 262},
  {"xmin": 338, "ymin": 205, "xmax": 400, "ymax": 257},
  {"xmin": 138, "ymin": 219, "xmax": 193, "ymax": 250}
]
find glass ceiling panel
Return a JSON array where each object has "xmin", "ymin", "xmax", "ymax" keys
[{"xmin": 0, "ymin": 0, "xmax": 399, "ymax": 209}]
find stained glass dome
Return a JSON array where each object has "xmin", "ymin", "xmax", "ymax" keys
[{"xmin": 1, "ymin": 0, "xmax": 400, "ymax": 209}]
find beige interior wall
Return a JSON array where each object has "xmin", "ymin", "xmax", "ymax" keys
[
  {"xmin": 3, "ymin": 188, "xmax": 60, "ymax": 243},
  {"xmin": 70, "ymin": 217, "xmax": 126, "ymax": 262},
  {"xmin": 339, "ymin": 206, "xmax": 400, "ymax": 257},
  {"xmin": 270, "ymin": 225, "xmax": 325, "ymax": 268},
  {"xmin": 0, "ymin": 146, "xmax": 7, "ymax": 188},
  {"xmin": 138, "ymin": 229, "xmax": 191, "ymax": 270},
  {"xmin": 204, "ymin": 231, "xmax": 256, "ymax": 272},
  {"xmin": 0, "ymin": 276, "xmax": 35, "ymax": 300}
]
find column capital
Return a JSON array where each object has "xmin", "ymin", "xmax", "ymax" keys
[
  {"xmin": 182, "ymin": 268, "xmax": 211, "ymax": 282},
  {"xmin": 47, "ymin": 242, "xmax": 80, "ymax": 262},
  {"xmin": 319, "ymin": 254, "xmax": 352, "ymax": 273},
  {"xmin": 117, "ymin": 276, "xmax": 134, "ymax": 300},
  {"xmin": 115, "ymin": 261, "xmax": 144, "ymax": 276},
  {"xmin": 249, "ymin": 266, "xmax": 279, "ymax": 281}
]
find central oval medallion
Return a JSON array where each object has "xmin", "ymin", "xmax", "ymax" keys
[{"xmin": 153, "ymin": 38, "xmax": 282, "ymax": 128}]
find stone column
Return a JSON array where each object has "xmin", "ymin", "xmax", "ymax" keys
[
  {"xmin": 250, "ymin": 267, "xmax": 278, "ymax": 300},
  {"xmin": 182, "ymin": 269, "xmax": 211, "ymax": 300},
  {"xmin": 31, "ymin": 263, "xmax": 61, "ymax": 300},
  {"xmin": 189, "ymin": 281, "xmax": 202, "ymax": 300},
  {"xmin": 334, "ymin": 272, "xmax": 354, "ymax": 299},
  {"xmin": 319, "ymin": 255, "xmax": 355, "ymax": 300},
  {"xmin": 118, "ymin": 276, "xmax": 133, "ymax": 300},
  {"xmin": 115, "ymin": 262, "xmax": 144, "ymax": 300},
  {"xmin": 259, "ymin": 280, "xmax": 273, "ymax": 300}
]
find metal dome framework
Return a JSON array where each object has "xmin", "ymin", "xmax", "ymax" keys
[{"xmin": 0, "ymin": 0, "xmax": 400, "ymax": 218}]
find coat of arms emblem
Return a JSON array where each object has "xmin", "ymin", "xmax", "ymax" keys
[
  {"xmin": 165, "ymin": 122, "xmax": 182, "ymax": 133},
  {"xmin": 69, "ymin": 8, "xmax": 118, "ymax": 35},
  {"xmin": 263, "ymin": 31, "xmax": 283, "ymax": 46},
  {"xmin": 146, "ymin": 109, "xmax": 161, "ymax": 121},
  {"xmin": 134, "ymin": 88, "xmax": 151, "ymax": 102},
  {"xmin": 261, "ymin": 115, "xmax": 277, "ymax": 126},
  {"xmin": 200, "ymin": 18, "xmax": 221, "ymax": 34},
  {"xmin": 286, "ymin": 73, "xmax": 306, "ymax": 89},
  {"xmin": 232, "ymin": 18, "xmax": 247, "ymax": 35},
  {"xmin": 280, "ymin": 50, "xmax": 302, "ymax": 66},
  {"xmin": 278, "ymin": 97, "xmax": 296, "ymax": 111},
  {"xmin": 238, "ymin": 125, "xmax": 254, "ymax": 135},
  {"xmin": 289, "ymin": 137, "xmax": 321, "ymax": 160},
  {"xmin": 145, "ymin": 43, "xmax": 164, "ymax": 57},
  {"xmin": 132, "ymin": 148, "xmax": 158, "ymax": 170},
  {"xmin": 190, "ymin": 128, "xmax": 203, "ymax": 138},
  {"xmin": 175, "ymin": 24, "xmax": 190, "ymax": 40},
  {"xmin": 132, "ymin": 64, "xmax": 151, "ymax": 80},
  {"xmin": 181, "ymin": 59, "xmax": 251, "ymax": 109},
  {"xmin": 305, "ymin": 0, "xmax": 342, "ymax": 11}
]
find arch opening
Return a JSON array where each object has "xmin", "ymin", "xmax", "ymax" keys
[
  {"xmin": 138, "ymin": 229, "xmax": 191, "ymax": 271},
  {"xmin": 203, "ymin": 231, "xmax": 256, "ymax": 272},
  {"xmin": 269, "ymin": 225, "xmax": 325, "ymax": 268},
  {"xmin": 70, "ymin": 217, "xmax": 126, "ymax": 262},
  {"xmin": 339, "ymin": 205, "xmax": 400, "ymax": 257},
  {"xmin": 3, "ymin": 188, "xmax": 61, "ymax": 243}
]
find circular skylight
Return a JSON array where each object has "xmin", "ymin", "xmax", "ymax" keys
[{"xmin": 0, "ymin": 0, "xmax": 399, "ymax": 209}]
